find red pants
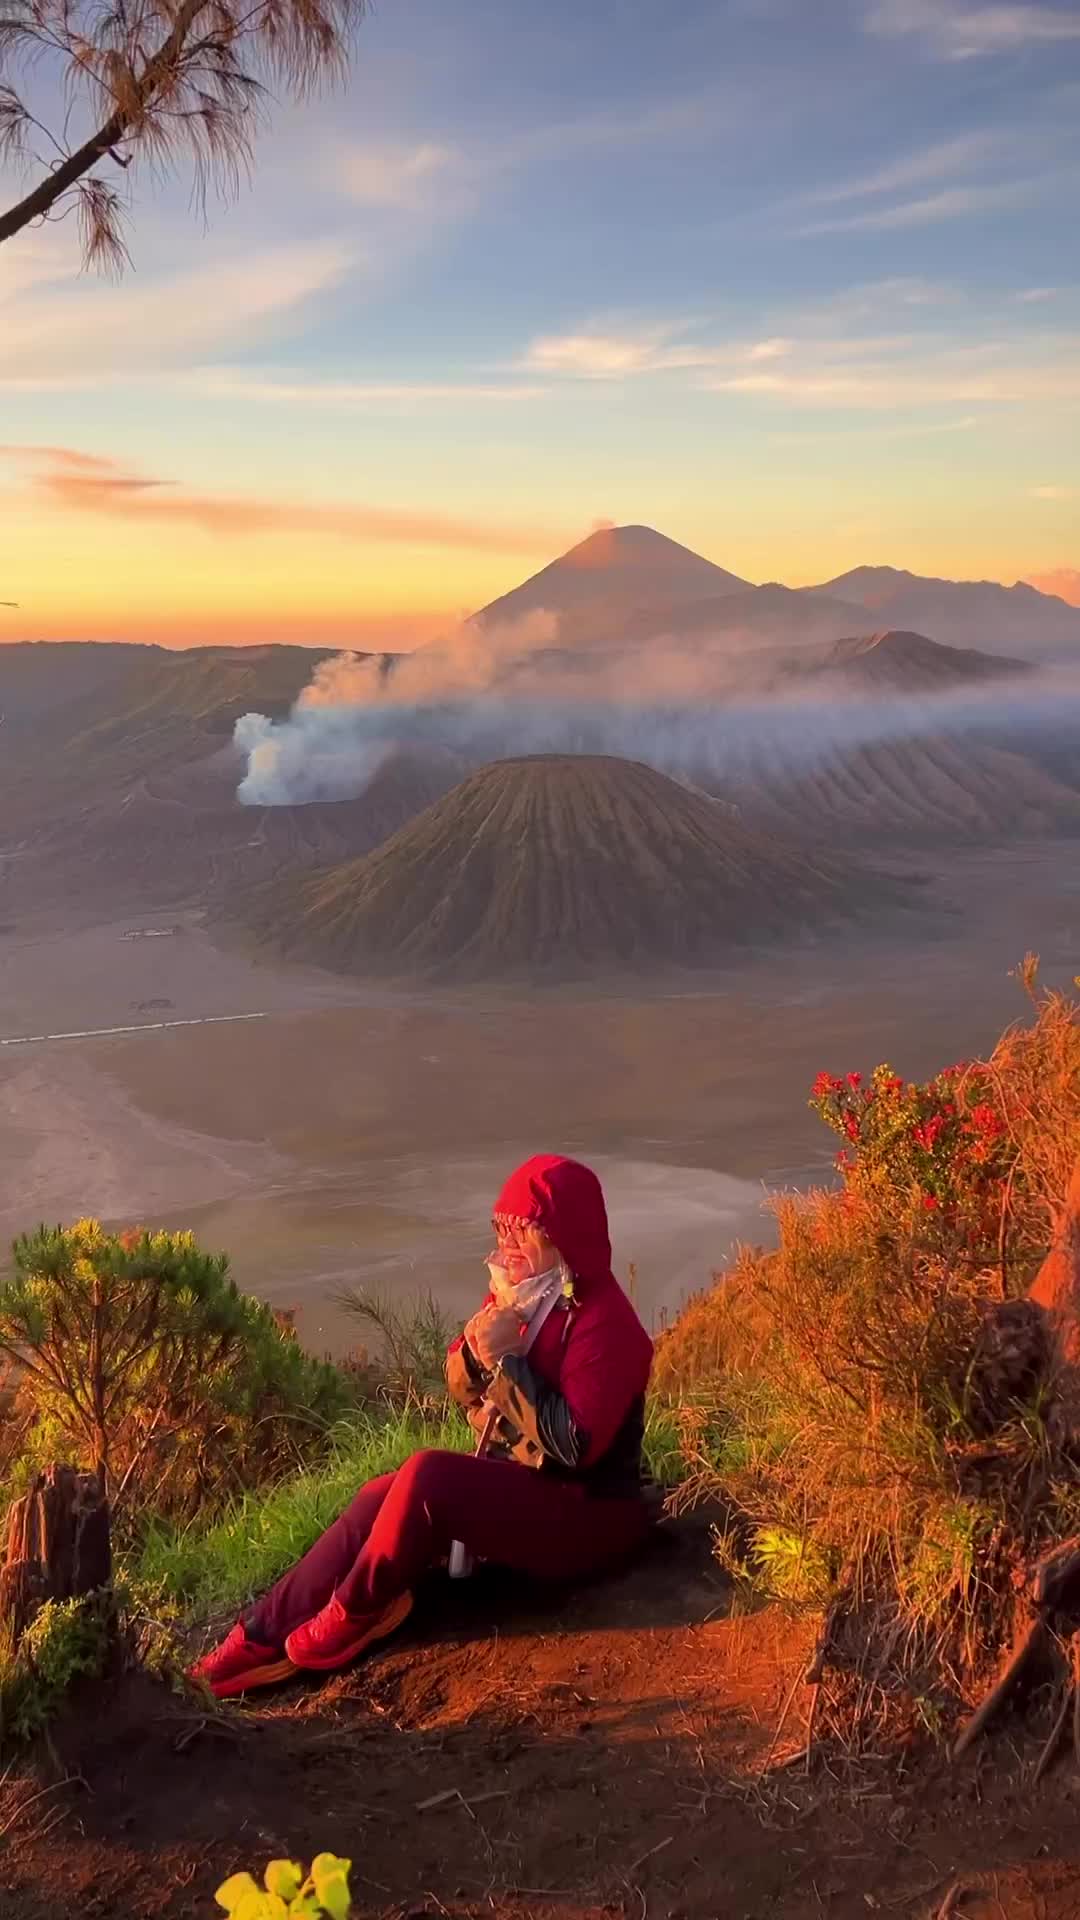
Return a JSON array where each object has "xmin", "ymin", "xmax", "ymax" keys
[{"xmin": 247, "ymin": 1448, "xmax": 649, "ymax": 1649}]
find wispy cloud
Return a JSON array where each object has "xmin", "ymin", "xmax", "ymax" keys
[
  {"xmin": 768, "ymin": 414, "xmax": 982, "ymax": 444},
  {"xmin": 501, "ymin": 87, "xmax": 745, "ymax": 163},
  {"xmin": 1029, "ymin": 484, "xmax": 1077, "ymax": 499},
  {"xmin": 181, "ymin": 369, "xmax": 546, "ymax": 408},
  {"xmin": 798, "ymin": 179, "xmax": 1039, "ymax": 235},
  {"xmin": 747, "ymin": 337, "xmax": 795, "ymax": 361},
  {"xmin": 803, "ymin": 131, "xmax": 1001, "ymax": 204},
  {"xmin": 518, "ymin": 324, "xmax": 813, "ymax": 380},
  {"xmin": 703, "ymin": 346, "xmax": 1080, "ymax": 408},
  {"xmin": 0, "ymin": 445, "xmax": 115, "ymax": 472},
  {"xmin": 1016, "ymin": 286, "xmax": 1060, "ymax": 302},
  {"xmin": 518, "ymin": 286, "xmax": 1080, "ymax": 412},
  {"xmin": 326, "ymin": 85, "xmax": 743, "ymax": 223},
  {"xmin": 335, "ymin": 140, "xmax": 460, "ymax": 209},
  {"xmin": 865, "ymin": 0, "xmax": 1080, "ymax": 59},
  {"xmin": 2, "ymin": 446, "xmax": 568, "ymax": 554},
  {"xmin": 520, "ymin": 329, "xmax": 682, "ymax": 378},
  {"xmin": 519, "ymin": 283, "xmax": 968, "ymax": 391},
  {"xmin": 0, "ymin": 240, "xmax": 352, "ymax": 386}
]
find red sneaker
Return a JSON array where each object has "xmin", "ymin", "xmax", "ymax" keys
[
  {"xmin": 189, "ymin": 1622, "xmax": 297, "ymax": 1699},
  {"xmin": 285, "ymin": 1589, "xmax": 413, "ymax": 1672}
]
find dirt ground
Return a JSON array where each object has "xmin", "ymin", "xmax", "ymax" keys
[{"xmin": 3, "ymin": 1517, "xmax": 1080, "ymax": 1920}]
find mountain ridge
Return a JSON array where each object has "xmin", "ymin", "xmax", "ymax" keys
[{"xmin": 469, "ymin": 526, "xmax": 1080, "ymax": 660}]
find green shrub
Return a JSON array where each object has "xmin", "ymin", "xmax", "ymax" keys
[
  {"xmin": 0, "ymin": 1593, "xmax": 112, "ymax": 1747},
  {"xmin": 0, "ymin": 1222, "xmax": 351, "ymax": 1521},
  {"xmin": 333, "ymin": 1285, "xmax": 455, "ymax": 1404}
]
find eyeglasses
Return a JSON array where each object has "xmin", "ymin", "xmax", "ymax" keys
[{"xmin": 491, "ymin": 1213, "xmax": 532, "ymax": 1246}]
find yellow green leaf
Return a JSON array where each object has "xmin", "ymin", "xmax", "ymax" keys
[
  {"xmin": 264, "ymin": 1863, "xmax": 304, "ymax": 1902},
  {"xmin": 310, "ymin": 1853, "xmax": 352, "ymax": 1920},
  {"xmin": 235, "ymin": 1892, "xmax": 286, "ymax": 1920},
  {"xmin": 216, "ymin": 1874, "xmax": 262, "ymax": 1914}
]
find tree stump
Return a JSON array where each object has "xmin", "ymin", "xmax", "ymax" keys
[
  {"xmin": 0, "ymin": 1464, "xmax": 112, "ymax": 1650},
  {"xmin": 951, "ymin": 1169, "xmax": 1080, "ymax": 1760},
  {"xmin": 1030, "ymin": 1159, "xmax": 1080, "ymax": 1426}
]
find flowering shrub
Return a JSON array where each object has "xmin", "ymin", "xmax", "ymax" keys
[
  {"xmin": 809, "ymin": 1060, "xmax": 1021, "ymax": 1270},
  {"xmin": 668, "ymin": 978, "xmax": 1080, "ymax": 1745}
]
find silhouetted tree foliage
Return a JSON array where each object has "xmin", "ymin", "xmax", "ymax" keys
[{"xmin": 0, "ymin": 0, "xmax": 367, "ymax": 268}]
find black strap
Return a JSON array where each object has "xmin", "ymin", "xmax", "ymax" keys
[{"xmin": 485, "ymin": 1351, "xmax": 589, "ymax": 1471}]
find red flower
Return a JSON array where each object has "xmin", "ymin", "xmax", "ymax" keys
[
  {"xmin": 922, "ymin": 1194, "xmax": 939, "ymax": 1211},
  {"xmin": 968, "ymin": 1103, "xmax": 1005, "ymax": 1140},
  {"xmin": 843, "ymin": 1113, "xmax": 860, "ymax": 1142},
  {"xmin": 846, "ymin": 1071, "xmax": 862, "ymax": 1089},
  {"xmin": 811, "ymin": 1071, "xmax": 845, "ymax": 1099}
]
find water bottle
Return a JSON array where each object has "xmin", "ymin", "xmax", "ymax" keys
[{"xmin": 448, "ymin": 1540, "xmax": 474, "ymax": 1579}]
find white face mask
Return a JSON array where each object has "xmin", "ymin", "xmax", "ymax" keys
[{"xmin": 486, "ymin": 1259, "xmax": 565, "ymax": 1318}]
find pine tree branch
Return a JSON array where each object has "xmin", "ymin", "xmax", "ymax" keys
[{"xmin": 0, "ymin": 0, "xmax": 207, "ymax": 246}]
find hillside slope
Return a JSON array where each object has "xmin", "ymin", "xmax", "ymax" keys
[
  {"xmin": 22, "ymin": 744, "xmax": 465, "ymax": 913},
  {"xmin": 728, "ymin": 731, "xmax": 1080, "ymax": 848},
  {"xmin": 4, "ymin": 1526, "xmax": 1079, "ymax": 1920},
  {"xmin": 235, "ymin": 753, "xmax": 905, "ymax": 982}
]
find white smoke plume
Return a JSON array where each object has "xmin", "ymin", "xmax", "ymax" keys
[{"xmin": 234, "ymin": 613, "xmax": 1080, "ymax": 808}]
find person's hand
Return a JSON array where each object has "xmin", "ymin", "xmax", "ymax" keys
[
  {"xmin": 466, "ymin": 1304, "xmax": 524, "ymax": 1371},
  {"xmin": 467, "ymin": 1401, "xmax": 494, "ymax": 1440}
]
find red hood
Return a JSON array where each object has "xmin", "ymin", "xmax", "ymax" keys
[{"xmin": 494, "ymin": 1154, "xmax": 613, "ymax": 1291}]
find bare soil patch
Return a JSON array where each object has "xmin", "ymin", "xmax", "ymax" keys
[{"xmin": 4, "ymin": 1519, "xmax": 1080, "ymax": 1920}]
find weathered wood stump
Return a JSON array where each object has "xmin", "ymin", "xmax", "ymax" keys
[
  {"xmin": 0, "ymin": 1464, "xmax": 112, "ymax": 1650},
  {"xmin": 1030, "ymin": 1159, "xmax": 1080, "ymax": 1428},
  {"xmin": 952, "ymin": 1165, "xmax": 1080, "ymax": 1760}
]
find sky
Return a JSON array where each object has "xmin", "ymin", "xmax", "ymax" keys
[{"xmin": 1, "ymin": 0, "xmax": 1079, "ymax": 647}]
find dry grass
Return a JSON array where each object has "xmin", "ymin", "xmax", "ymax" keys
[{"xmin": 665, "ymin": 968, "xmax": 1080, "ymax": 1747}]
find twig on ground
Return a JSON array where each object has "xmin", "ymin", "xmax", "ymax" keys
[
  {"xmin": 758, "ymin": 1665, "xmax": 809, "ymax": 1776},
  {"xmin": 415, "ymin": 1786, "xmax": 509, "ymax": 1814},
  {"xmin": 626, "ymin": 1834, "xmax": 674, "ymax": 1876},
  {"xmin": 952, "ymin": 1616, "xmax": 1046, "ymax": 1760},
  {"xmin": 805, "ymin": 1681, "xmax": 821, "ymax": 1774},
  {"xmin": 21, "ymin": 1802, "xmax": 69, "ymax": 1847},
  {"xmin": 1033, "ymin": 1682, "xmax": 1072, "ymax": 1784},
  {"xmin": 0, "ymin": 1775, "xmax": 77, "ymax": 1841}
]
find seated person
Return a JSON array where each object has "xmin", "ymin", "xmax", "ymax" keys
[{"xmin": 192, "ymin": 1153, "xmax": 655, "ymax": 1698}]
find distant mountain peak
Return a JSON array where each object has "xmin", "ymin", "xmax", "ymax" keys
[
  {"xmin": 805, "ymin": 563, "xmax": 1080, "ymax": 660},
  {"xmin": 560, "ymin": 524, "xmax": 717, "ymax": 569},
  {"xmin": 829, "ymin": 627, "xmax": 1028, "ymax": 686},
  {"xmin": 474, "ymin": 525, "xmax": 751, "ymax": 640}
]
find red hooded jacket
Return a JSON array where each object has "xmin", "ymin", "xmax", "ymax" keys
[{"xmin": 446, "ymin": 1154, "xmax": 654, "ymax": 1494}]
